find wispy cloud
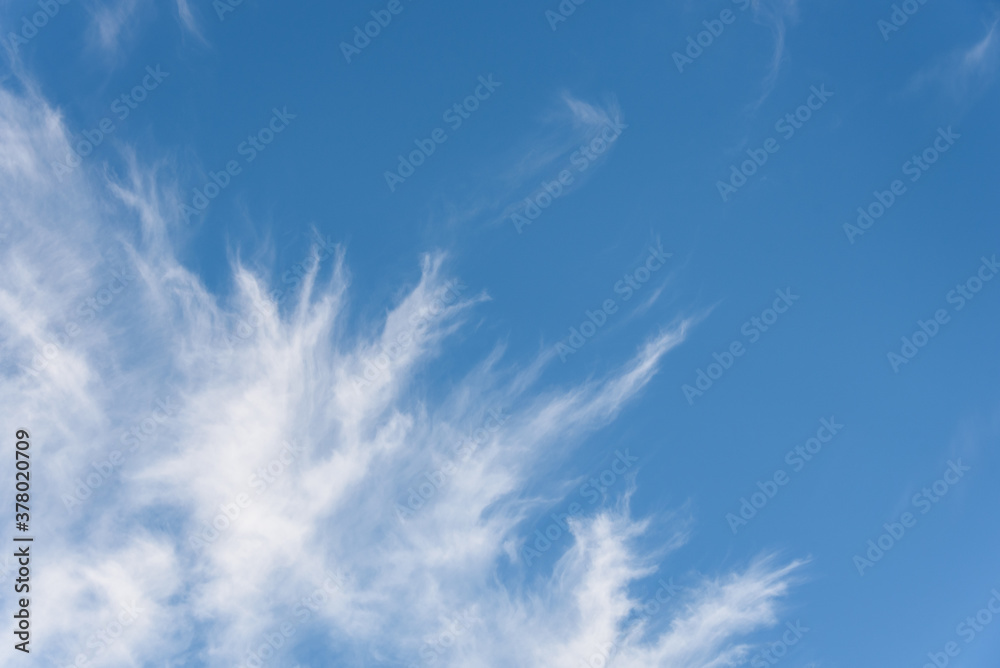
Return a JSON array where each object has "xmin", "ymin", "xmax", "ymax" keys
[
  {"xmin": 440, "ymin": 92, "xmax": 627, "ymax": 230},
  {"xmin": 86, "ymin": 0, "xmax": 148, "ymax": 55},
  {"xmin": 907, "ymin": 18, "xmax": 1000, "ymax": 102},
  {"xmin": 0, "ymin": 77, "xmax": 803, "ymax": 666},
  {"xmin": 175, "ymin": 0, "xmax": 207, "ymax": 43},
  {"xmin": 748, "ymin": 0, "xmax": 800, "ymax": 108}
]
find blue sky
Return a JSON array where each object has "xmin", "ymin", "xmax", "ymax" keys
[{"xmin": 1, "ymin": 0, "xmax": 999, "ymax": 666}]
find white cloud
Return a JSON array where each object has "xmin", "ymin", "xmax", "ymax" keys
[
  {"xmin": 907, "ymin": 18, "xmax": 1000, "ymax": 102},
  {"xmin": 175, "ymin": 0, "xmax": 205, "ymax": 42},
  {"xmin": 747, "ymin": 0, "xmax": 800, "ymax": 108},
  {"xmin": 0, "ymin": 77, "xmax": 803, "ymax": 667},
  {"xmin": 440, "ymin": 93, "xmax": 626, "ymax": 230},
  {"xmin": 88, "ymin": 0, "xmax": 145, "ymax": 54}
]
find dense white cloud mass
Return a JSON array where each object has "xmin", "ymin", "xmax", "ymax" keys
[{"xmin": 0, "ymin": 81, "xmax": 802, "ymax": 667}]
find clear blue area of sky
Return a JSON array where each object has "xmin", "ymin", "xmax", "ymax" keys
[{"xmin": 5, "ymin": 0, "xmax": 999, "ymax": 665}]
